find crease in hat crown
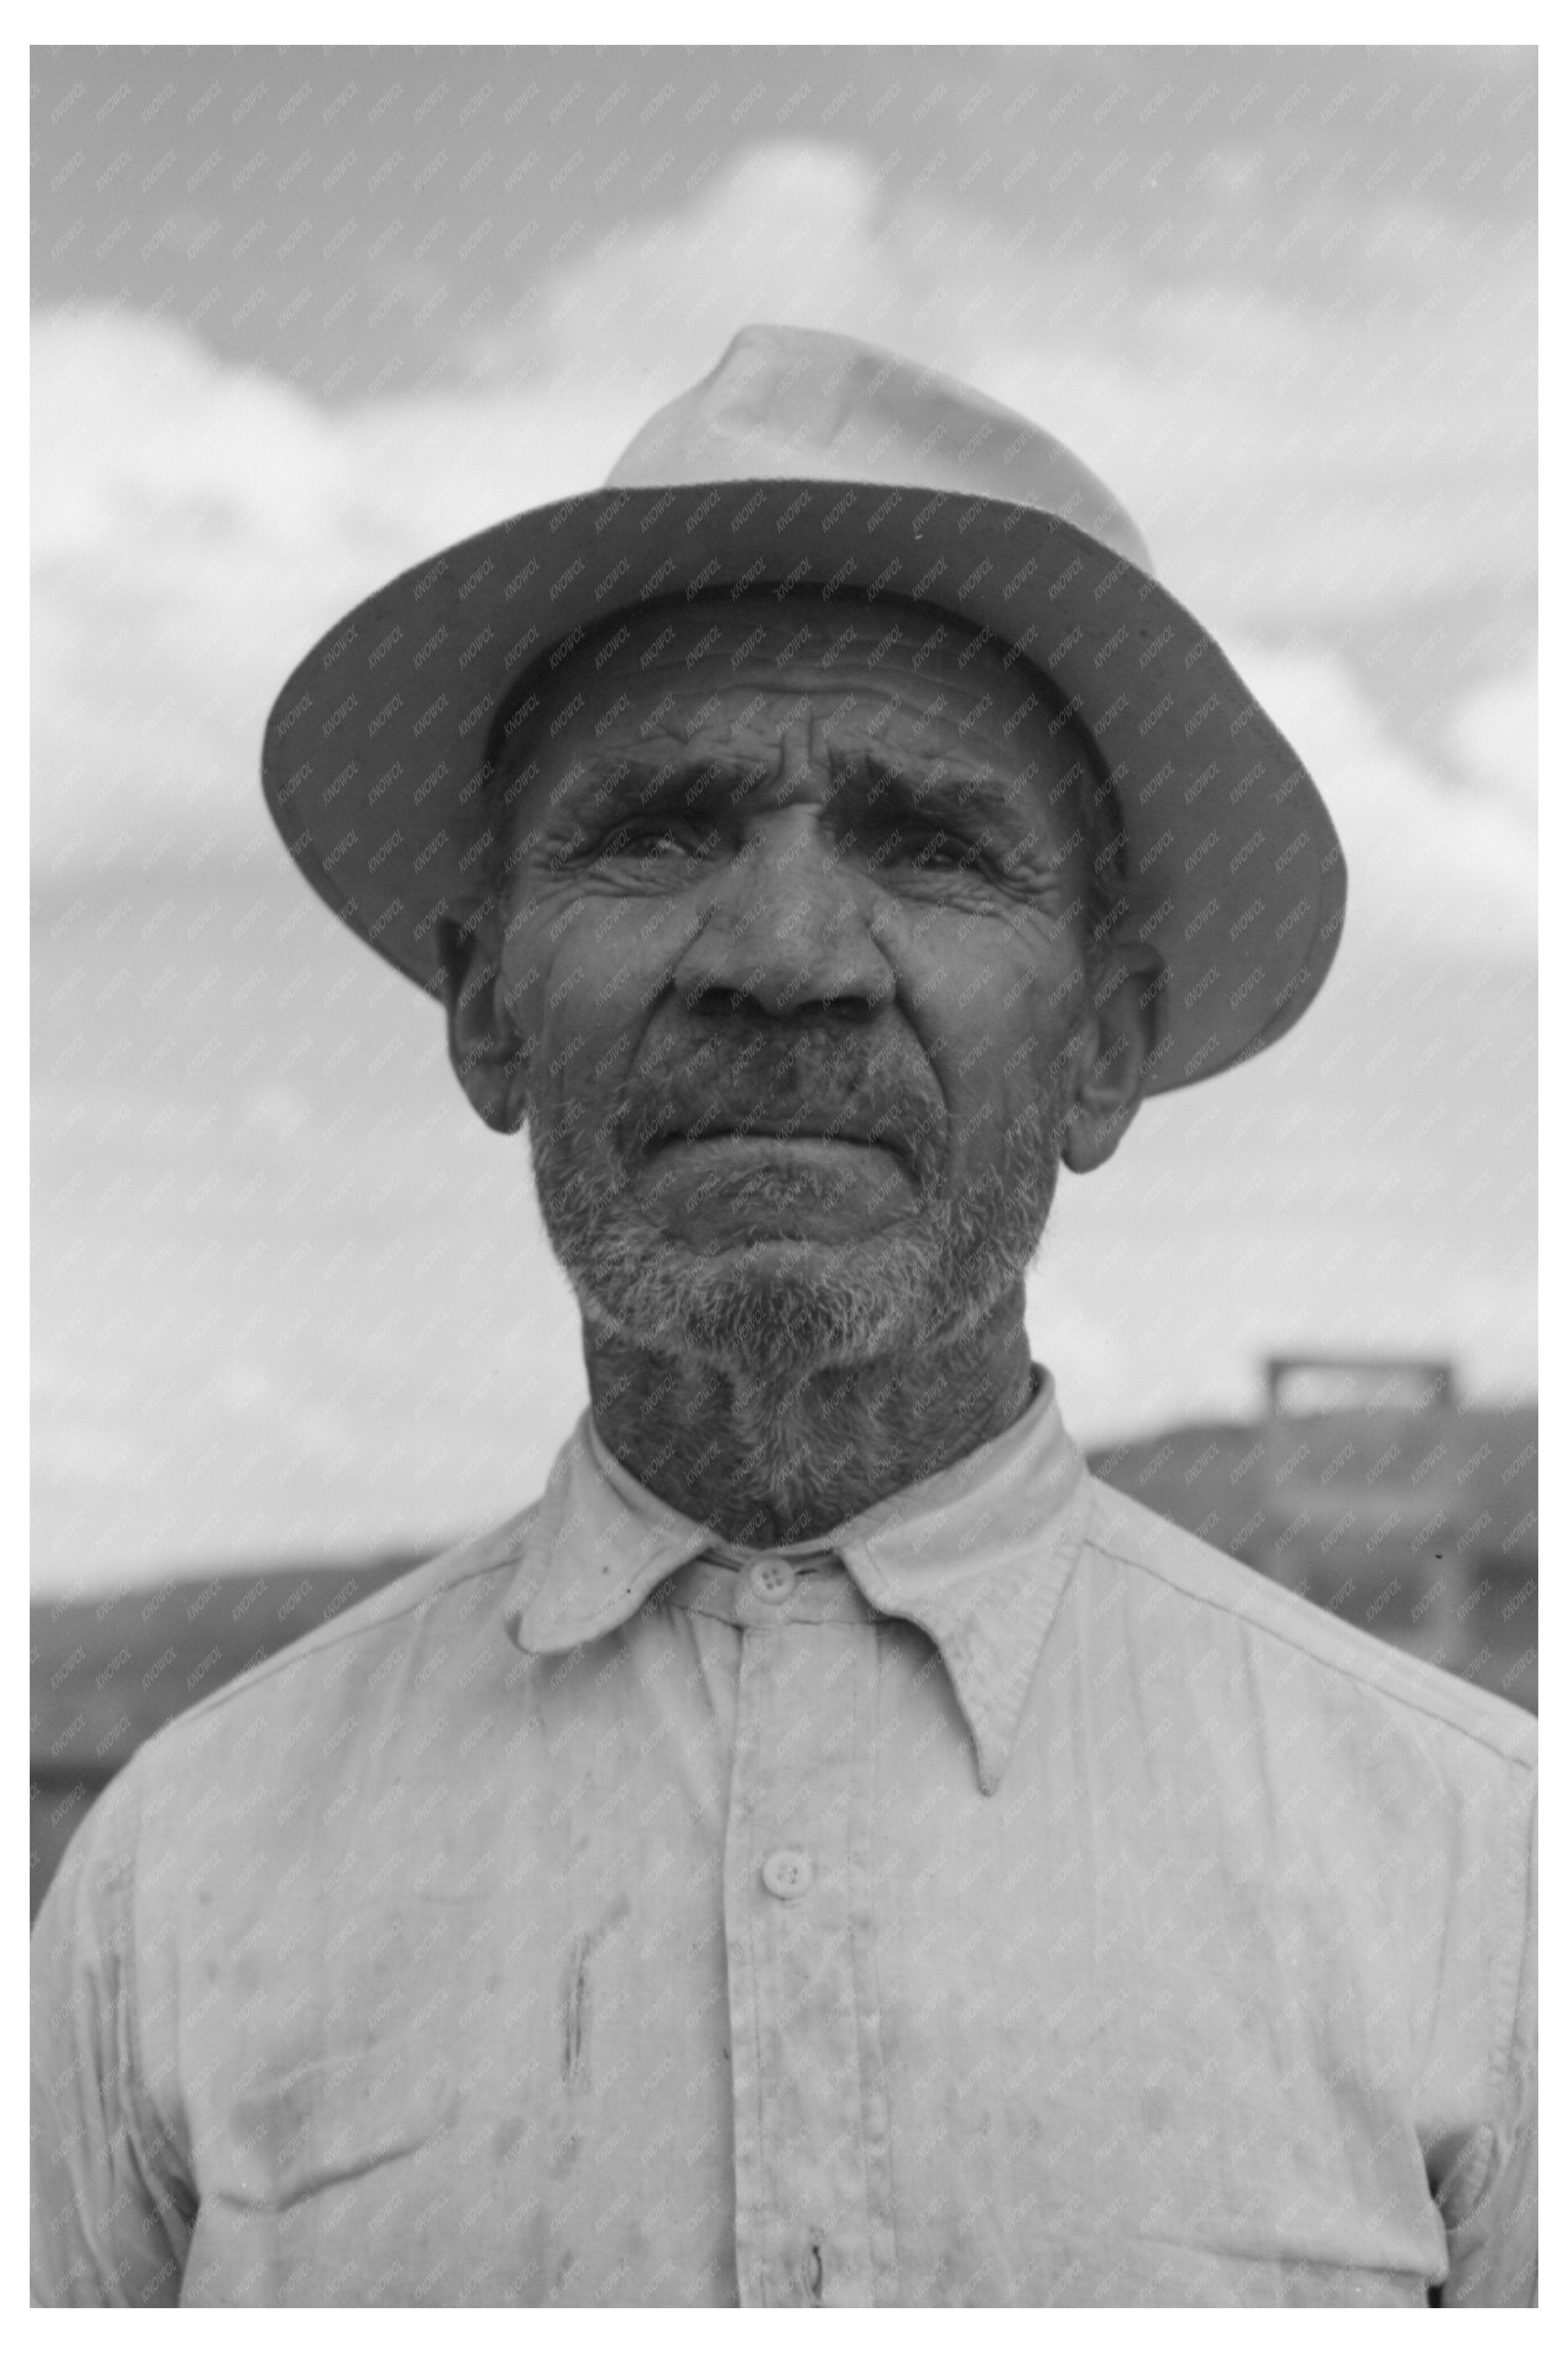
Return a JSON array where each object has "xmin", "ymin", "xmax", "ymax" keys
[{"xmin": 605, "ymin": 324, "xmax": 1153, "ymax": 573}]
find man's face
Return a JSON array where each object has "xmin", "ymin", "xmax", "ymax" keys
[{"xmin": 462, "ymin": 595, "xmax": 1144, "ymax": 1378}]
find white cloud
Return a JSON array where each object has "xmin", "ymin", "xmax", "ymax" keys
[
  {"xmin": 30, "ymin": 310, "xmax": 659, "ymax": 876},
  {"xmin": 1223, "ymin": 638, "xmax": 1536, "ymax": 961},
  {"xmin": 1445, "ymin": 655, "xmax": 1538, "ymax": 828}
]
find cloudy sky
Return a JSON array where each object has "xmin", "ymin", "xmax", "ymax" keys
[{"xmin": 32, "ymin": 47, "xmax": 1536, "ymax": 1593}]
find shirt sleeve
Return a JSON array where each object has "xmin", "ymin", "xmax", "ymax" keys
[
  {"xmin": 1436, "ymin": 1772, "xmax": 1537, "ymax": 2309},
  {"xmin": 31, "ymin": 1760, "xmax": 193, "ymax": 2306}
]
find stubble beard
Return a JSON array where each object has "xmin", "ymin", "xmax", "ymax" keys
[{"xmin": 528, "ymin": 1089, "xmax": 1066, "ymax": 1394}]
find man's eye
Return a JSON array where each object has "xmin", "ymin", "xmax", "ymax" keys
[
  {"xmin": 879, "ymin": 825, "xmax": 974, "ymax": 870},
  {"xmin": 603, "ymin": 820, "xmax": 714, "ymax": 865},
  {"xmin": 606, "ymin": 822, "xmax": 669, "ymax": 853}
]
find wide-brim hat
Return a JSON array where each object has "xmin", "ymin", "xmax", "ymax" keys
[{"xmin": 262, "ymin": 324, "xmax": 1345, "ymax": 1094}]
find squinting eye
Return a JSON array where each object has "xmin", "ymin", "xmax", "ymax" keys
[
  {"xmin": 884, "ymin": 826, "xmax": 972, "ymax": 870},
  {"xmin": 608, "ymin": 823, "xmax": 684, "ymax": 856},
  {"xmin": 606, "ymin": 820, "xmax": 719, "ymax": 867}
]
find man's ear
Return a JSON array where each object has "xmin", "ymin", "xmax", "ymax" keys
[
  {"xmin": 1060, "ymin": 940, "xmax": 1165, "ymax": 1174},
  {"xmin": 435, "ymin": 911, "xmax": 531, "ymax": 1135}
]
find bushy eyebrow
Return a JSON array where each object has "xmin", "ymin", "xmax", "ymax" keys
[
  {"xmin": 573, "ymin": 753, "xmax": 768, "ymax": 823},
  {"xmin": 565, "ymin": 745, "xmax": 1033, "ymax": 837},
  {"xmin": 825, "ymin": 748, "xmax": 1026, "ymax": 834}
]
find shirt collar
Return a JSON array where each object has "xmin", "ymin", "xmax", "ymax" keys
[{"xmin": 503, "ymin": 1371, "xmax": 1091, "ymax": 1795}]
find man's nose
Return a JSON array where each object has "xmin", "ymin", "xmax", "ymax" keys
[{"xmin": 673, "ymin": 805, "xmax": 894, "ymax": 1020}]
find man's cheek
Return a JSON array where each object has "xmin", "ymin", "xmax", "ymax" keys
[{"xmin": 529, "ymin": 959, "xmax": 657, "ymax": 1103}]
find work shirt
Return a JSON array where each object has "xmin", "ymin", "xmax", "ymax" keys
[{"xmin": 32, "ymin": 1376, "xmax": 1536, "ymax": 2307}]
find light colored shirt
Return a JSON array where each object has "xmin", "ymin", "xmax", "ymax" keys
[{"xmin": 32, "ymin": 1376, "xmax": 1536, "ymax": 2307}]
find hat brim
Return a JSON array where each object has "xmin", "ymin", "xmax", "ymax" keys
[{"xmin": 262, "ymin": 479, "xmax": 1344, "ymax": 1095}]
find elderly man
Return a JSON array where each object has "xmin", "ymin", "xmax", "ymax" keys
[{"xmin": 32, "ymin": 327, "xmax": 1535, "ymax": 2308}]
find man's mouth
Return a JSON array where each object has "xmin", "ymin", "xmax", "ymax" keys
[
  {"xmin": 649, "ymin": 1118, "xmax": 913, "ymax": 1167},
  {"xmin": 666, "ymin": 1122, "xmax": 878, "ymax": 1144},
  {"xmin": 641, "ymin": 1128, "xmax": 922, "ymax": 1235}
]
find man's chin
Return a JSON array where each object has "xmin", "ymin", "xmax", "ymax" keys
[
  {"xmin": 535, "ymin": 1124, "xmax": 1059, "ymax": 1380},
  {"xmin": 575, "ymin": 1225, "xmax": 940, "ymax": 1381},
  {"xmin": 651, "ymin": 1211, "xmax": 917, "ymax": 1257}
]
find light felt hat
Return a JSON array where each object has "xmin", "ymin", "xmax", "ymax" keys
[{"xmin": 262, "ymin": 324, "xmax": 1345, "ymax": 1093}]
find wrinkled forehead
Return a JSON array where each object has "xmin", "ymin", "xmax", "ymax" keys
[{"xmin": 527, "ymin": 591, "xmax": 1049, "ymax": 744}]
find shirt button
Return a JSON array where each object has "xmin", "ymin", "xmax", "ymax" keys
[
  {"xmin": 748, "ymin": 1557, "xmax": 797, "ymax": 1606},
  {"xmin": 760, "ymin": 1848, "xmax": 814, "ymax": 1900}
]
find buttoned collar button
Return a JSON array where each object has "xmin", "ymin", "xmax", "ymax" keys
[{"xmin": 747, "ymin": 1557, "xmax": 797, "ymax": 1606}]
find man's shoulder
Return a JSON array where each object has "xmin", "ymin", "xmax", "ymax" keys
[
  {"xmin": 1080, "ymin": 1473, "xmax": 1537, "ymax": 1776},
  {"xmin": 37, "ymin": 1506, "xmax": 551, "ymax": 1935},
  {"xmin": 135, "ymin": 1505, "xmax": 545, "ymax": 1770}
]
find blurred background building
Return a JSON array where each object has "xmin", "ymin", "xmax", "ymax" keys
[{"xmin": 32, "ymin": 48, "xmax": 1535, "ymax": 1907}]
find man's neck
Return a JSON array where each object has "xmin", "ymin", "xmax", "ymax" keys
[{"xmin": 583, "ymin": 1286, "xmax": 1037, "ymax": 1547}]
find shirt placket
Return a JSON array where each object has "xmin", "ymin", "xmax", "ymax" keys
[{"xmin": 722, "ymin": 1566, "xmax": 885, "ymax": 2306}]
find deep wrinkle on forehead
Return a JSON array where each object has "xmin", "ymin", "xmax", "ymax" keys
[
  {"xmin": 545, "ymin": 638, "xmax": 1080, "ymax": 837},
  {"xmin": 522, "ymin": 600, "xmax": 1039, "ymax": 762},
  {"xmin": 482, "ymin": 592, "xmax": 1126, "ymax": 927}
]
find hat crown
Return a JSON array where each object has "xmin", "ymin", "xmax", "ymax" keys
[{"xmin": 605, "ymin": 324, "xmax": 1152, "ymax": 573}]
